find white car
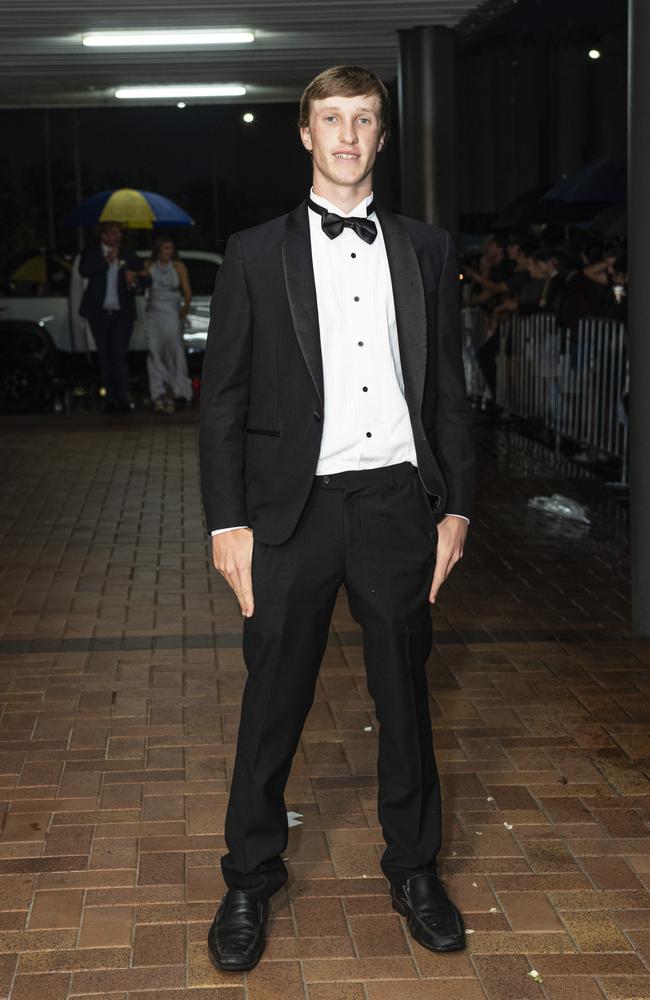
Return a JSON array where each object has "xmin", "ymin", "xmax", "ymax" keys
[{"xmin": 0, "ymin": 249, "xmax": 221, "ymax": 412}]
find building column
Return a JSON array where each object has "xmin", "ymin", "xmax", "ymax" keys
[
  {"xmin": 628, "ymin": 0, "xmax": 650, "ymax": 636},
  {"xmin": 397, "ymin": 25, "xmax": 459, "ymax": 244},
  {"xmin": 43, "ymin": 110, "xmax": 56, "ymax": 249}
]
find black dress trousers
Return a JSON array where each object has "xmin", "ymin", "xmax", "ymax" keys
[
  {"xmin": 220, "ymin": 461, "xmax": 442, "ymax": 901},
  {"xmin": 90, "ymin": 311, "xmax": 133, "ymax": 406}
]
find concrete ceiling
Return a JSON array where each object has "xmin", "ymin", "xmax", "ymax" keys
[{"xmin": 0, "ymin": 0, "xmax": 485, "ymax": 108}]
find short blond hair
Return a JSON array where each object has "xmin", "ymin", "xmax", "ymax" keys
[{"xmin": 299, "ymin": 65, "xmax": 390, "ymax": 137}]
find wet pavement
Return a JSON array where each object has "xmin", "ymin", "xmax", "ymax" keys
[{"xmin": 0, "ymin": 410, "xmax": 648, "ymax": 1000}]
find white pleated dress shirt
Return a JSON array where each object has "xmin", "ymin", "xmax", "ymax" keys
[
  {"xmin": 211, "ymin": 189, "xmax": 468, "ymax": 534},
  {"xmin": 101, "ymin": 241, "xmax": 121, "ymax": 311},
  {"xmin": 309, "ymin": 189, "xmax": 417, "ymax": 474}
]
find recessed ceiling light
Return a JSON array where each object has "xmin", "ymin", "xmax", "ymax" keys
[
  {"xmin": 83, "ymin": 30, "xmax": 254, "ymax": 47},
  {"xmin": 242, "ymin": 112, "xmax": 255, "ymax": 123},
  {"xmin": 177, "ymin": 102, "xmax": 187, "ymax": 109},
  {"xmin": 115, "ymin": 85, "xmax": 246, "ymax": 100},
  {"xmin": 588, "ymin": 48, "xmax": 601, "ymax": 59}
]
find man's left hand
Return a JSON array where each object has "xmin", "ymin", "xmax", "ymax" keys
[{"xmin": 429, "ymin": 515, "xmax": 468, "ymax": 604}]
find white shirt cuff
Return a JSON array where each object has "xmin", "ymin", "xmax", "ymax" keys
[{"xmin": 444, "ymin": 513, "xmax": 470, "ymax": 524}]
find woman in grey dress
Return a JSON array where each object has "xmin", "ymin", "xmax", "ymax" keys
[{"xmin": 144, "ymin": 237, "xmax": 193, "ymax": 412}]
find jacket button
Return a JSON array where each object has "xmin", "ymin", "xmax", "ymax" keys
[{"xmin": 313, "ymin": 411, "xmax": 321, "ymax": 421}]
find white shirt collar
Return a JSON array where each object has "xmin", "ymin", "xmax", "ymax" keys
[{"xmin": 309, "ymin": 187, "xmax": 374, "ymax": 218}]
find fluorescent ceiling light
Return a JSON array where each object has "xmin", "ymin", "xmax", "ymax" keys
[
  {"xmin": 115, "ymin": 85, "xmax": 246, "ymax": 100},
  {"xmin": 83, "ymin": 30, "xmax": 254, "ymax": 47}
]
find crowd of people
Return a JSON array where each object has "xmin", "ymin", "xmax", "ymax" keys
[
  {"xmin": 460, "ymin": 230, "xmax": 628, "ymax": 400},
  {"xmin": 462, "ymin": 230, "xmax": 628, "ymax": 326}
]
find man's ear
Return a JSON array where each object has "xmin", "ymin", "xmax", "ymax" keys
[
  {"xmin": 377, "ymin": 131, "xmax": 387, "ymax": 153},
  {"xmin": 300, "ymin": 126, "xmax": 313, "ymax": 153}
]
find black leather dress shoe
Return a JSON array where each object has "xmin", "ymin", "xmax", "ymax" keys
[
  {"xmin": 391, "ymin": 872, "xmax": 466, "ymax": 952},
  {"xmin": 207, "ymin": 889, "xmax": 269, "ymax": 971}
]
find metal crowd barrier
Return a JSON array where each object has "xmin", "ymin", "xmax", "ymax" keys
[
  {"xmin": 461, "ymin": 308, "xmax": 629, "ymax": 482},
  {"xmin": 461, "ymin": 306, "xmax": 488, "ymax": 399}
]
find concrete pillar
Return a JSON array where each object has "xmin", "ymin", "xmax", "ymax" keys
[
  {"xmin": 397, "ymin": 25, "xmax": 458, "ymax": 244},
  {"xmin": 72, "ymin": 110, "xmax": 84, "ymax": 252},
  {"xmin": 628, "ymin": 0, "xmax": 650, "ymax": 635},
  {"xmin": 43, "ymin": 110, "xmax": 56, "ymax": 249}
]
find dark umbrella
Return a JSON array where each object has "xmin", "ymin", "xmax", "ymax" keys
[
  {"xmin": 542, "ymin": 154, "xmax": 627, "ymax": 204},
  {"xmin": 492, "ymin": 186, "xmax": 552, "ymax": 228},
  {"xmin": 580, "ymin": 203, "xmax": 627, "ymax": 238}
]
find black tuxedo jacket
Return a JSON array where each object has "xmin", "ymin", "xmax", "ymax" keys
[
  {"xmin": 199, "ymin": 200, "xmax": 475, "ymax": 545},
  {"xmin": 78, "ymin": 245, "xmax": 144, "ymax": 322}
]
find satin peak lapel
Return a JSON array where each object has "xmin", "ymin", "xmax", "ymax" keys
[
  {"xmin": 282, "ymin": 201, "xmax": 324, "ymax": 406},
  {"xmin": 376, "ymin": 206, "xmax": 428, "ymax": 415}
]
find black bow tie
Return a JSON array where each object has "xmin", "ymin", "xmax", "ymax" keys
[{"xmin": 308, "ymin": 198, "xmax": 377, "ymax": 245}]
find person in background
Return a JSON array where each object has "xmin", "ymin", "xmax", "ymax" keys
[
  {"xmin": 581, "ymin": 247, "xmax": 628, "ymax": 320},
  {"xmin": 518, "ymin": 249, "xmax": 567, "ymax": 316},
  {"xmin": 556, "ymin": 239, "xmax": 610, "ymax": 329},
  {"xmin": 470, "ymin": 240, "xmax": 539, "ymax": 400},
  {"xmin": 143, "ymin": 237, "xmax": 193, "ymax": 413},
  {"xmin": 607, "ymin": 253, "xmax": 628, "ymax": 324},
  {"xmin": 79, "ymin": 222, "xmax": 148, "ymax": 414},
  {"xmin": 481, "ymin": 234, "xmax": 510, "ymax": 282},
  {"xmin": 468, "ymin": 234, "xmax": 510, "ymax": 308},
  {"xmin": 465, "ymin": 238, "xmax": 536, "ymax": 310}
]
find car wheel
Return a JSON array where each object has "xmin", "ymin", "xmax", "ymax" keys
[{"xmin": 0, "ymin": 350, "xmax": 48, "ymax": 414}]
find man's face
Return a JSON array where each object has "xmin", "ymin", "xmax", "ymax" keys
[
  {"xmin": 300, "ymin": 92, "xmax": 385, "ymax": 191},
  {"xmin": 102, "ymin": 224, "xmax": 122, "ymax": 249}
]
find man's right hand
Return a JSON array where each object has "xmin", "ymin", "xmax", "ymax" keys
[{"xmin": 211, "ymin": 527, "xmax": 255, "ymax": 617}]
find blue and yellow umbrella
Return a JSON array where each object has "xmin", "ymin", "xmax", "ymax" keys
[{"xmin": 63, "ymin": 188, "xmax": 194, "ymax": 229}]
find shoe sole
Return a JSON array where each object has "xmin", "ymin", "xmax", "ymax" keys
[
  {"xmin": 207, "ymin": 940, "xmax": 264, "ymax": 973},
  {"xmin": 391, "ymin": 896, "xmax": 466, "ymax": 953}
]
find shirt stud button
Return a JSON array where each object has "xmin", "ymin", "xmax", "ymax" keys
[
  {"xmin": 358, "ymin": 341, "xmax": 364, "ymax": 346},
  {"xmin": 362, "ymin": 386, "xmax": 368, "ymax": 392},
  {"xmin": 366, "ymin": 431, "xmax": 372, "ymax": 438},
  {"xmin": 351, "ymin": 252, "xmax": 357, "ymax": 258},
  {"xmin": 354, "ymin": 296, "xmax": 360, "ymax": 302}
]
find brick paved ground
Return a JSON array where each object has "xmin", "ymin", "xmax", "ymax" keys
[{"xmin": 0, "ymin": 411, "xmax": 648, "ymax": 1000}]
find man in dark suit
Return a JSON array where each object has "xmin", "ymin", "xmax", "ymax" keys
[
  {"xmin": 79, "ymin": 222, "xmax": 146, "ymax": 413},
  {"xmin": 200, "ymin": 65, "xmax": 475, "ymax": 972}
]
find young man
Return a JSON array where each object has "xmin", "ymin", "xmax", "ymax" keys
[
  {"xmin": 200, "ymin": 65, "xmax": 475, "ymax": 972},
  {"xmin": 79, "ymin": 222, "xmax": 147, "ymax": 413}
]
